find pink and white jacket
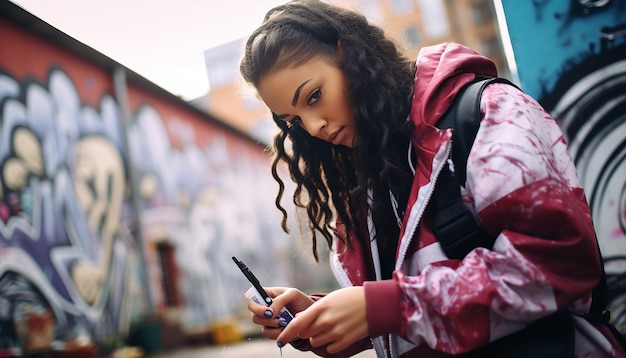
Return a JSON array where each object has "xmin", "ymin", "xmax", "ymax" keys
[{"xmin": 322, "ymin": 43, "xmax": 625, "ymax": 357}]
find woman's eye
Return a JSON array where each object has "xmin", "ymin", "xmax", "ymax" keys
[{"xmin": 307, "ymin": 89, "xmax": 321, "ymax": 105}]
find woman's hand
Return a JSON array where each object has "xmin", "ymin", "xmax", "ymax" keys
[
  {"xmin": 276, "ymin": 286, "xmax": 369, "ymax": 354},
  {"xmin": 248, "ymin": 287, "xmax": 315, "ymax": 340}
]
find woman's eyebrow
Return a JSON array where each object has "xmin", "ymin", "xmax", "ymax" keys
[
  {"xmin": 292, "ymin": 79, "xmax": 313, "ymax": 106},
  {"xmin": 276, "ymin": 79, "xmax": 314, "ymax": 119}
]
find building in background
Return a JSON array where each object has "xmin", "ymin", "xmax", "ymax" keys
[
  {"xmin": 202, "ymin": 0, "xmax": 509, "ymax": 145},
  {"xmin": 201, "ymin": 39, "xmax": 275, "ymax": 145}
]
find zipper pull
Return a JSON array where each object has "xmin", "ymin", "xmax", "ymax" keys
[{"xmin": 447, "ymin": 158, "xmax": 456, "ymax": 176}]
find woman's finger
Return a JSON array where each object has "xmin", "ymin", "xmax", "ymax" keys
[
  {"xmin": 251, "ymin": 311, "xmax": 282, "ymax": 327},
  {"xmin": 248, "ymin": 299, "xmax": 275, "ymax": 319},
  {"xmin": 268, "ymin": 287, "xmax": 315, "ymax": 317},
  {"xmin": 276, "ymin": 304, "xmax": 319, "ymax": 345}
]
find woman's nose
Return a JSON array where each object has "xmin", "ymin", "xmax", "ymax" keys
[{"xmin": 300, "ymin": 115, "xmax": 327, "ymax": 137}]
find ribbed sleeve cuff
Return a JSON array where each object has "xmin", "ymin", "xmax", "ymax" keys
[{"xmin": 364, "ymin": 279, "xmax": 403, "ymax": 337}]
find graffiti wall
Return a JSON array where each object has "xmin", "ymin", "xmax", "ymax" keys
[
  {"xmin": 0, "ymin": 5, "xmax": 297, "ymax": 351},
  {"xmin": 500, "ymin": 0, "xmax": 626, "ymax": 332}
]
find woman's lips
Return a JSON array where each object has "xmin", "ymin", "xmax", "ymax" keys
[{"xmin": 328, "ymin": 128, "xmax": 342, "ymax": 145}]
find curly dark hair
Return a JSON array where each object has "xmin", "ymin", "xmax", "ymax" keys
[{"xmin": 240, "ymin": 0, "xmax": 415, "ymax": 262}]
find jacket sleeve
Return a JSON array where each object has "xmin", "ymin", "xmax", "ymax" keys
[{"xmin": 366, "ymin": 83, "xmax": 603, "ymax": 354}]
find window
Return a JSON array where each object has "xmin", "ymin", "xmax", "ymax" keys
[
  {"xmin": 416, "ymin": 0, "xmax": 450, "ymax": 39},
  {"xmin": 470, "ymin": 1, "xmax": 492, "ymax": 26},
  {"xmin": 157, "ymin": 242, "xmax": 181, "ymax": 307},
  {"xmin": 403, "ymin": 25, "xmax": 422, "ymax": 46}
]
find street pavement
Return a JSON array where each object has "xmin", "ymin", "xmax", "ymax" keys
[{"xmin": 154, "ymin": 338, "xmax": 378, "ymax": 357}]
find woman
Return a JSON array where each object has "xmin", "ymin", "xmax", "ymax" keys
[{"xmin": 238, "ymin": 0, "xmax": 625, "ymax": 357}]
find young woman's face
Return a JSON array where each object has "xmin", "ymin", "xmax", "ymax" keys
[{"xmin": 257, "ymin": 55, "xmax": 356, "ymax": 148}]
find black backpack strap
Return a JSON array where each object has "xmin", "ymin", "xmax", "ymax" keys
[
  {"xmin": 433, "ymin": 76, "xmax": 516, "ymax": 260},
  {"xmin": 439, "ymin": 76, "xmax": 517, "ymax": 183}
]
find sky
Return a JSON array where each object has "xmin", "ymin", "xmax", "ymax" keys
[{"xmin": 11, "ymin": 0, "xmax": 287, "ymax": 100}]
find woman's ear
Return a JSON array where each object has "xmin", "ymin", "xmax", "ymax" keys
[{"xmin": 337, "ymin": 39, "xmax": 344, "ymax": 59}]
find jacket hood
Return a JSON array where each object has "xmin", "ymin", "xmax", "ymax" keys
[
  {"xmin": 411, "ymin": 43, "xmax": 498, "ymax": 128},
  {"xmin": 400, "ymin": 43, "xmax": 497, "ymax": 246}
]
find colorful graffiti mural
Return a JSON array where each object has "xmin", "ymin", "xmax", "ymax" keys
[
  {"xmin": 500, "ymin": 0, "xmax": 626, "ymax": 332},
  {"xmin": 0, "ymin": 5, "xmax": 300, "ymax": 352},
  {"xmin": 0, "ymin": 67, "xmax": 146, "ymax": 349}
]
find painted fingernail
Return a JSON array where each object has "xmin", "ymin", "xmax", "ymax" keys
[
  {"xmin": 278, "ymin": 318, "xmax": 288, "ymax": 327},
  {"xmin": 277, "ymin": 341, "xmax": 285, "ymax": 348},
  {"xmin": 264, "ymin": 309, "xmax": 273, "ymax": 318}
]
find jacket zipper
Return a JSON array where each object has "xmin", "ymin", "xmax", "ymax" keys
[
  {"xmin": 381, "ymin": 138, "xmax": 453, "ymax": 358},
  {"xmin": 395, "ymin": 138, "xmax": 452, "ymax": 271},
  {"xmin": 335, "ymin": 137, "xmax": 454, "ymax": 358}
]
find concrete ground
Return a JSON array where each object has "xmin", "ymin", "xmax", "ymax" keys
[{"xmin": 154, "ymin": 338, "xmax": 378, "ymax": 357}]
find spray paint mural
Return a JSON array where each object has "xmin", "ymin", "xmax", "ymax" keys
[
  {"xmin": 0, "ymin": 4, "xmax": 296, "ymax": 352},
  {"xmin": 500, "ymin": 0, "xmax": 626, "ymax": 332}
]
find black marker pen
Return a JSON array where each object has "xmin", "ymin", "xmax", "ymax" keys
[
  {"xmin": 232, "ymin": 256, "xmax": 294, "ymax": 324},
  {"xmin": 232, "ymin": 256, "xmax": 273, "ymax": 305}
]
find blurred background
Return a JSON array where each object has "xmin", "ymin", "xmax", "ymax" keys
[{"xmin": 0, "ymin": 0, "xmax": 624, "ymax": 356}]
